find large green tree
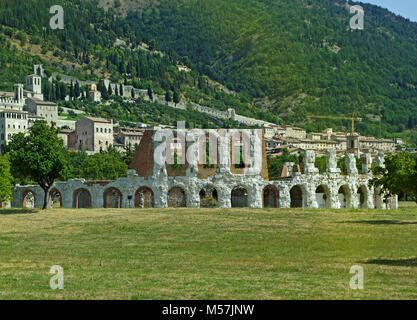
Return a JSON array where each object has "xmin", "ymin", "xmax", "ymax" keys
[
  {"xmin": 8, "ymin": 121, "xmax": 67, "ymax": 209},
  {"xmin": 370, "ymin": 153, "xmax": 417, "ymax": 202},
  {"xmin": 0, "ymin": 155, "xmax": 13, "ymax": 205}
]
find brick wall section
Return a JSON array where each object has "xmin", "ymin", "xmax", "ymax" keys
[{"xmin": 129, "ymin": 130, "xmax": 155, "ymax": 177}]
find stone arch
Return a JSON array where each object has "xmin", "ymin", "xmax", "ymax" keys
[
  {"xmin": 49, "ymin": 188, "xmax": 62, "ymax": 208},
  {"xmin": 73, "ymin": 188, "xmax": 92, "ymax": 208},
  {"xmin": 231, "ymin": 185, "xmax": 249, "ymax": 208},
  {"xmin": 290, "ymin": 185, "xmax": 306, "ymax": 208},
  {"xmin": 338, "ymin": 185, "xmax": 351, "ymax": 209},
  {"xmin": 263, "ymin": 185, "xmax": 279, "ymax": 208},
  {"xmin": 199, "ymin": 185, "xmax": 219, "ymax": 208},
  {"xmin": 357, "ymin": 185, "xmax": 368, "ymax": 209},
  {"xmin": 315, "ymin": 185, "xmax": 330, "ymax": 208},
  {"xmin": 135, "ymin": 187, "xmax": 154, "ymax": 208},
  {"xmin": 22, "ymin": 189, "xmax": 36, "ymax": 208},
  {"xmin": 103, "ymin": 187, "xmax": 123, "ymax": 208},
  {"xmin": 168, "ymin": 186, "xmax": 187, "ymax": 208}
]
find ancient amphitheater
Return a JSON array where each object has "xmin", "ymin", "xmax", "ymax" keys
[{"xmin": 12, "ymin": 129, "xmax": 397, "ymax": 210}]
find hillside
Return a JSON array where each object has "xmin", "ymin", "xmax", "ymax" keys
[
  {"xmin": 0, "ymin": 0, "xmax": 417, "ymax": 143},
  {"xmin": 0, "ymin": 0, "xmax": 277, "ymax": 128},
  {"xmin": 124, "ymin": 0, "xmax": 417, "ymax": 139}
]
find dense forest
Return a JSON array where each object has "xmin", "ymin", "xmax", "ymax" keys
[
  {"xmin": 0, "ymin": 0, "xmax": 417, "ymax": 143},
  {"xmin": 126, "ymin": 0, "xmax": 417, "ymax": 142}
]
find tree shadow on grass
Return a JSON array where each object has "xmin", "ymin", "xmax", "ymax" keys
[
  {"xmin": 363, "ymin": 257, "xmax": 417, "ymax": 267},
  {"xmin": 0, "ymin": 209, "xmax": 38, "ymax": 215},
  {"xmin": 341, "ymin": 220, "xmax": 417, "ymax": 225}
]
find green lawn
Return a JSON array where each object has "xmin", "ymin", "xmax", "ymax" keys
[{"xmin": 1, "ymin": 207, "xmax": 417, "ymax": 300}]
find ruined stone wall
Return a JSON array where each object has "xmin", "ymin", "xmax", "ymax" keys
[{"xmin": 12, "ymin": 130, "xmax": 398, "ymax": 210}]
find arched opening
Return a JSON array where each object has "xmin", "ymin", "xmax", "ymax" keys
[
  {"xmin": 315, "ymin": 185, "xmax": 330, "ymax": 208},
  {"xmin": 49, "ymin": 188, "xmax": 62, "ymax": 208},
  {"xmin": 104, "ymin": 187, "xmax": 123, "ymax": 208},
  {"xmin": 263, "ymin": 185, "xmax": 279, "ymax": 208},
  {"xmin": 290, "ymin": 185, "xmax": 305, "ymax": 208},
  {"xmin": 231, "ymin": 186, "xmax": 249, "ymax": 208},
  {"xmin": 73, "ymin": 188, "xmax": 92, "ymax": 208},
  {"xmin": 357, "ymin": 186, "xmax": 368, "ymax": 209},
  {"xmin": 22, "ymin": 190, "xmax": 35, "ymax": 208},
  {"xmin": 168, "ymin": 187, "xmax": 187, "ymax": 208},
  {"xmin": 199, "ymin": 185, "xmax": 218, "ymax": 208},
  {"xmin": 338, "ymin": 185, "xmax": 350, "ymax": 209},
  {"xmin": 135, "ymin": 187, "xmax": 154, "ymax": 208}
]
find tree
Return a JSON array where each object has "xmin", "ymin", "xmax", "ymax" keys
[
  {"xmin": 0, "ymin": 155, "xmax": 13, "ymax": 204},
  {"xmin": 69, "ymin": 81, "xmax": 74, "ymax": 100},
  {"xmin": 74, "ymin": 81, "xmax": 80, "ymax": 99},
  {"xmin": 7, "ymin": 121, "xmax": 67, "ymax": 209},
  {"xmin": 108, "ymin": 84, "xmax": 113, "ymax": 96},
  {"xmin": 81, "ymin": 152, "xmax": 128, "ymax": 180},
  {"xmin": 370, "ymin": 152, "xmax": 417, "ymax": 203},
  {"xmin": 173, "ymin": 90, "xmax": 180, "ymax": 105},
  {"xmin": 165, "ymin": 90, "xmax": 172, "ymax": 103},
  {"xmin": 131, "ymin": 88, "xmax": 135, "ymax": 99},
  {"xmin": 147, "ymin": 85, "xmax": 153, "ymax": 101}
]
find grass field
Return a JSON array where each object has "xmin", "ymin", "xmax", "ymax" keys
[{"xmin": 1, "ymin": 207, "xmax": 417, "ymax": 300}]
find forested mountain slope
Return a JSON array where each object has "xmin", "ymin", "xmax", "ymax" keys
[
  {"xmin": 0, "ymin": 0, "xmax": 417, "ymax": 142},
  {"xmin": 125, "ymin": 0, "xmax": 417, "ymax": 138}
]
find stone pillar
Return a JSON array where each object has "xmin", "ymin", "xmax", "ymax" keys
[
  {"xmin": 250, "ymin": 184, "xmax": 263, "ymax": 208},
  {"xmin": 285, "ymin": 162, "xmax": 294, "ymax": 176},
  {"xmin": 375, "ymin": 152, "xmax": 385, "ymax": 169},
  {"xmin": 351, "ymin": 186, "xmax": 359, "ymax": 209},
  {"xmin": 326, "ymin": 150, "xmax": 341, "ymax": 174},
  {"xmin": 361, "ymin": 153, "xmax": 372, "ymax": 175},
  {"xmin": 346, "ymin": 153, "xmax": 358, "ymax": 175},
  {"xmin": 279, "ymin": 186, "xmax": 291, "ymax": 208},
  {"xmin": 185, "ymin": 131, "xmax": 200, "ymax": 178},
  {"xmin": 304, "ymin": 150, "xmax": 319, "ymax": 174},
  {"xmin": 306, "ymin": 183, "xmax": 318, "ymax": 208},
  {"xmin": 91, "ymin": 185, "xmax": 103, "ymax": 208},
  {"xmin": 218, "ymin": 186, "xmax": 231, "ymax": 208},
  {"xmin": 390, "ymin": 195, "xmax": 398, "ymax": 210},
  {"xmin": 154, "ymin": 184, "xmax": 168, "ymax": 208},
  {"xmin": 186, "ymin": 180, "xmax": 200, "ymax": 208},
  {"xmin": 217, "ymin": 130, "xmax": 231, "ymax": 175},
  {"xmin": 366, "ymin": 187, "xmax": 375, "ymax": 209}
]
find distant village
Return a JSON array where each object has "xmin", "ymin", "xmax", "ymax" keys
[{"xmin": 0, "ymin": 65, "xmax": 408, "ymax": 158}]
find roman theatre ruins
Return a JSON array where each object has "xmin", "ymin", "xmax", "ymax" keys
[{"xmin": 12, "ymin": 129, "xmax": 397, "ymax": 210}]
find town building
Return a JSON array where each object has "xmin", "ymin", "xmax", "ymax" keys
[
  {"xmin": 73, "ymin": 117, "xmax": 114, "ymax": 153},
  {"xmin": 0, "ymin": 110, "xmax": 28, "ymax": 152},
  {"xmin": 25, "ymin": 98, "xmax": 59, "ymax": 124},
  {"xmin": 114, "ymin": 127, "xmax": 145, "ymax": 148}
]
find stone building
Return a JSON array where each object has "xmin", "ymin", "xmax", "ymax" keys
[
  {"xmin": 12, "ymin": 129, "xmax": 397, "ymax": 210},
  {"xmin": 25, "ymin": 98, "xmax": 59, "ymax": 124},
  {"xmin": 74, "ymin": 117, "xmax": 114, "ymax": 153},
  {"xmin": 25, "ymin": 74, "xmax": 44, "ymax": 100},
  {"xmin": 114, "ymin": 127, "xmax": 145, "ymax": 148},
  {"xmin": 0, "ymin": 110, "xmax": 28, "ymax": 152}
]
